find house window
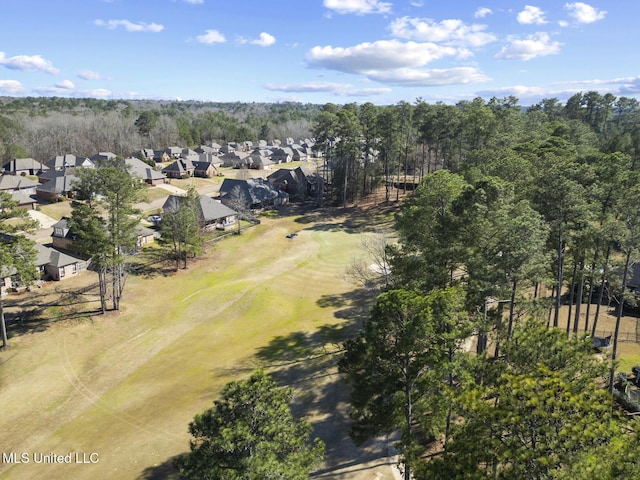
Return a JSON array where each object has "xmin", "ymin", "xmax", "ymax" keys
[{"xmin": 60, "ymin": 268, "xmax": 65, "ymax": 278}]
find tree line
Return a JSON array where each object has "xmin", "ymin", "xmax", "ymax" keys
[
  {"xmin": 0, "ymin": 97, "xmax": 319, "ymax": 163},
  {"xmin": 329, "ymin": 92, "xmax": 640, "ymax": 479}
]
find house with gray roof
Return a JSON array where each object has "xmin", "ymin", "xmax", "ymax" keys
[
  {"xmin": 125, "ymin": 157, "xmax": 167, "ymax": 185},
  {"xmin": 162, "ymin": 194, "xmax": 238, "ymax": 231},
  {"xmin": 2, "ymin": 158, "xmax": 49, "ymax": 176},
  {"xmin": 220, "ymin": 151, "xmax": 251, "ymax": 169},
  {"xmin": 162, "ymin": 158, "xmax": 195, "ymax": 178},
  {"xmin": 34, "ymin": 243, "xmax": 88, "ymax": 281},
  {"xmin": 270, "ymin": 147, "xmax": 293, "ymax": 164},
  {"xmin": 46, "ymin": 154, "xmax": 95, "ymax": 171},
  {"xmin": 35, "ymin": 174, "xmax": 78, "ymax": 201},
  {"xmin": 10, "ymin": 191, "xmax": 37, "ymax": 210},
  {"xmin": 192, "ymin": 161, "xmax": 218, "ymax": 178},
  {"xmin": 267, "ymin": 165, "xmax": 321, "ymax": 200},
  {"xmin": 90, "ymin": 152, "xmax": 117, "ymax": 166},
  {"xmin": 219, "ymin": 178, "xmax": 288, "ymax": 210},
  {"xmin": 0, "ymin": 175, "xmax": 39, "ymax": 196}
]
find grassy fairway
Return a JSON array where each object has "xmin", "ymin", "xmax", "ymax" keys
[{"xmin": 0, "ymin": 205, "xmax": 396, "ymax": 480}]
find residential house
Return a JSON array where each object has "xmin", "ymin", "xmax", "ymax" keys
[
  {"xmin": 46, "ymin": 154, "xmax": 95, "ymax": 171},
  {"xmin": 219, "ymin": 143, "xmax": 236, "ymax": 155},
  {"xmin": 181, "ymin": 148, "xmax": 199, "ymax": 161},
  {"xmin": 2, "ymin": 158, "xmax": 49, "ymax": 176},
  {"xmin": 125, "ymin": 157, "xmax": 167, "ymax": 185},
  {"xmin": 90, "ymin": 152, "xmax": 117, "ymax": 166},
  {"xmin": 270, "ymin": 147, "xmax": 293, "ymax": 164},
  {"xmin": 220, "ymin": 151, "xmax": 251, "ymax": 169},
  {"xmin": 162, "ymin": 194, "xmax": 238, "ymax": 231},
  {"xmin": 50, "ymin": 218, "xmax": 74, "ymax": 250},
  {"xmin": 290, "ymin": 145, "xmax": 308, "ymax": 161},
  {"xmin": 193, "ymin": 161, "xmax": 217, "ymax": 178},
  {"xmin": 198, "ymin": 152, "xmax": 223, "ymax": 167},
  {"xmin": 219, "ymin": 178, "xmax": 289, "ymax": 210},
  {"xmin": 267, "ymin": 165, "xmax": 320, "ymax": 200},
  {"xmin": 10, "ymin": 191, "xmax": 37, "ymax": 210},
  {"xmin": 138, "ymin": 148, "xmax": 160, "ymax": 162},
  {"xmin": 35, "ymin": 243, "xmax": 88, "ymax": 281},
  {"xmin": 162, "ymin": 158, "xmax": 195, "ymax": 178},
  {"xmin": 194, "ymin": 145, "xmax": 217, "ymax": 156},
  {"xmin": 249, "ymin": 149, "xmax": 274, "ymax": 170},
  {"xmin": 134, "ymin": 225, "xmax": 157, "ymax": 250},
  {"xmin": 36, "ymin": 174, "xmax": 78, "ymax": 201},
  {"xmin": 0, "ymin": 175, "xmax": 39, "ymax": 196},
  {"xmin": 165, "ymin": 146, "xmax": 182, "ymax": 159}
]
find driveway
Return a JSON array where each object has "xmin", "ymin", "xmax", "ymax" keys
[
  {"xmin": 156, "ymin": 183, "xmax": 186, "ymax": 194},
  {"xmin": 27, "ymin": 209, "xmax": 58, "ymax": 229}
]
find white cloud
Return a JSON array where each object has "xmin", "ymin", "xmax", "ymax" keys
[
  {"xmin": 239, "ymin": 32, "xmax": 276, "ymax": 47},
  {"xmin": 0, "ymin": 52, "xmax": 59, "ymax": 74},
  {"xmin": 477, "ymin": 85, "xmax": 546, "ymax": 98},
  {"xmin": 82, "ymin": 88, "xmax": 112, "ymax": 98},
  {"xmin": 495, "ymin": 32, "xmax": 562, "ymax": 61},
  {"xmin": 564, "ymin": 2, "xmax": 606, "ymax": 24},
  {"xmin": 264, "ymin": 81, "xmax": 390, "ymax": 96},
  {"xmin": 94, "ymin": 19, "xmax": 164, "ymax": 32},
  {"xmin": 517, "ymin": 6, "xmax": 547, "ymax": 25},
  {"xmin": 306, "ymin": 40, "xmax": 462, "ymax": 74},
  {"xmin": 367, "ymin": 67, "xmax": 490, "ymax": 86},
  {"xmin": 410, "ymin": 1, "xmax": 423, "ymax": 7},
  {"xmin": 33, "ymin": 85, "xmax": 113, "ymax": 97},
  {"xmin": 55, "ymin": 80, "xmax": 75, "ymax": 89},
  {"xmin": 0, "ymin": 80, "xmax": 25, "ymax": 95},
  {"xmin": 389, "ymin": 16, "xmax": 496, "ymax": 47},
  {"xmin": 323, "ymin": 0, "xmax": 392, "ymax": 15},
  {"xmin": 78, "ymin": 70, "xmax": 102, "ymax": 81},
  {"xmin": 474, "ymin": 7, "xmax": 492, "ymax": 19},
  {"xmin": 183, "ymin": 0, "xmax": 204, "ymax": 4},
  {"xmin": 196, "ymin": 29, "xmax": 226, "ymax": 44}
]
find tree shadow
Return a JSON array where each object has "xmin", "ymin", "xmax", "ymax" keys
[
  {"xmin": 3, "ymin": 281, "xmax": 103, "ymax": 338},
  {"xmin": 127, "ymin": 250, "xmax": 179, "ymax": 278},
  {"xmin": 136, "ymin": 456, "xmax": 181, "ymax": 480},
  {"xmin": 251, "ymin": 285, "xmax": 385, "ymax": 477},
  {"xmin": 316, "ymin": 287, "xmax": 373, "ymax": 321}
]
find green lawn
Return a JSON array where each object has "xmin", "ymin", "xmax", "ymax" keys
[
  {"xmin": 37, "ymin": 200, "xmax": 73, "ymax": 220},
  {"xmin": 0, "ymin": 206, "xmax": 385, "ymax": 480}
]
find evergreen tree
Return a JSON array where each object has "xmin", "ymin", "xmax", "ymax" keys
[
  {"xmin": 174, "ymin": 370, "xmax": 324, "ymax": 480},
  {"xmin": 0, "ymin": 191, "xmax": 38, "ymax": 347}
]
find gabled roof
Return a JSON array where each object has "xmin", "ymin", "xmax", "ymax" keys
[
  {"xmin": 162, "ymin": 158, "xmax": 195, "ymax": 174},
  {"xmin": 219, "ymin": 178, "xmax": 287, "ymax": 205},
  {"xmin": 3, "ymin": 158, "xmax": 49, "ymax": 172},
  {"xmin": 36, "ymin": 175, "xmax": 78, "ymax": 194},
  {"xmin": 0, "ymin": 175, "xmax": 40, "ymax": 191},
  {"xmin": 10, "ymin": 190, "xmax": 37, "ymax": 206},
  {"xmin": 34, "ymin": 243, "xmax": 84, "ymax": 268},
  {"xmin": 163, "ymin": 194, "xmax": 237, "ymax": 223},
  {"xmin": 125, "ymin": 157, "xmax": 166, "ymax": 182},
  {"xmin": 198, "ymin": 153, "xmax": 223, "ymax": 165},
  {"xmin": 46, "ymin": 154, "xmax": 95, "ymax": 170},
  {"xmin": 192, "ymin": 161, "xmax": 217, "ymax": 173}
]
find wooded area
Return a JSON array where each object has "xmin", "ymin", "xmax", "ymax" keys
[{"xmin": 3, "ymin": 92, "xmax": 640, "ymax": 478}]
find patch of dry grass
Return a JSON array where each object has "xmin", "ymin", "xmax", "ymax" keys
[{"xmin": 0, "ymin": 206, "xmax": 398, "ymax": 480}]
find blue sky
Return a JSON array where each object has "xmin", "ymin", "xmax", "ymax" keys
[{"xmin": 0, "ymin": 1, "xmax": 636, "ymax": 105}]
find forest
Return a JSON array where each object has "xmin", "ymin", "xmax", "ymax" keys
[
  {"xmin": 3, "ymin": 92, "xmax": 640, "ymax": 478},
  {"xmin": 311, "ymin": 92, "xmax": 640, "ymax": 479}
]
